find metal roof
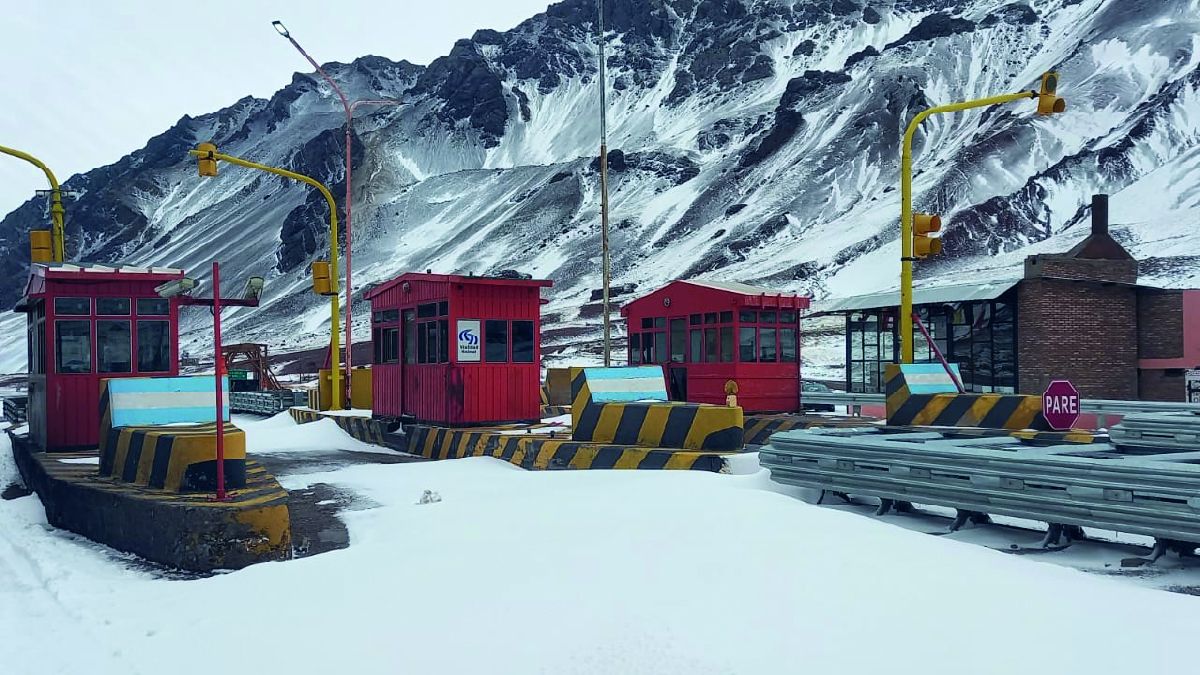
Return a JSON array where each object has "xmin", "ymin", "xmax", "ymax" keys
[
  {"xmin": 677, "ymin": 279, "xmax": 802, "ymax": 297},
  {"xmin": 34, "ymin": 262, "xmax": 185, "ymax": 276},
  {"xmin": 814, "ymin": 278, "xmax": 1022, "ymax": 314}
]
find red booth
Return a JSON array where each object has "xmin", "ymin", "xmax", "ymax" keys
[
  {"xmin": 16, "ymin": 263, "xmax": 184, "ymax": 450},
  {"xmin": 366, "ymin": 272, "xmax": 551, "ymax": 425},
  {"xmin": 620, "ymin": 280, "xmax": 809, "ymax": 413}
]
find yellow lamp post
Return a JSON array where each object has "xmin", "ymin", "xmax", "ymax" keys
[
  {"xmin": 1, "ymin": 144, "xmax": 67, "ymax": 262},
  {"xmin": 189, "ymin": 142, "xmax": 345, "ymax": 409},
  {"xmin": 898, "ymin": 72, "xmax": 1066, "ymax": 363}
]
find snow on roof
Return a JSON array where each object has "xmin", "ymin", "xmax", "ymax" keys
[
  {"xmin": 35, "ymin": 262, "xmax": 185, "ymax": 275},
  {"xmin": 815, "ymin": 278, "xmax": 1023, "ymax": 314},
  {"xmin": 678, "ymin": 279, "xmax": 801, "ymax": 297}
]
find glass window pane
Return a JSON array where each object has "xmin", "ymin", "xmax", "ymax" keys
[
  {"xmin": 719, "ymin": 311, "xmax": 733, "ymax": 324},
  {"xmin": 439, "ymin": 319, "xmax": 449, "ymax": 363},
  {"xmin": 850, "ymin": 361, "xmax": 864, "ymax": 393},
  {"xmin": 669, "ymin": 319, "xmax": 686, "ymax": 363},
  {"xmin": 403, "ymin": 310, "xmax": 416, "ymax": 364},
  {"xmin": 97, "ymin": 320, "xmax": 131, "ymax": 373},
  {"xmin": 690, "ymin": 330, "xmax": 702, "ymax": 363},
  {"xmin": 704, "ymin": 313, "xmax": 717, "ymax": 325},
  {"xmin": 417, "ymin": 303, "xmax": 438, "ymax": 318},
  {"xmin": 689, "ymin": 314, "xmax": 701, "ymax": 326},
  {"xmin": 630, "ymin": 333, "xmax": 641, "ymax": 364},
  {"xmin": 96, "ymin": 298, "xmax": 130, "ymax": 315},
  {"xmin": 136, "ymin": 298, "xmax": 169, "ymax": 316},
  {"xmin": 739, "ymin": 328, "xmax": 757, "ymax": 362},
  {"xmin": 780, "ymin": 311, "xmax": 797, "ymax": 324},
  {"xmin": 512, "ymin": 321, "xmax": 535, "ymax": 363},
  {"xmin": 437, "ymin": 301, "xmax": 448, "ymax": 317},
  {"xmin": 720, "ymin": 326, "xmax": 734, "ymax": 362},
  {"xmin": 780, "ymin": 328, "xmax": 797, "ymax": 363},
  {"xmin": 642, "ymin": 317, "xmax": 654, "ymax": 329},
  {"xmin": 56, "ymin": 320, "xmax": 92, "ymax": 373},
  {"xmin": 761, "ymin": 311, "xmax": 777, "ymax": 324},
  {"xmin": 739, "ymin": 310, "xmax": 756, "ymax": 323},
  {"xmin": 653, "ymin": 317, "xmax": 667, "ymax": 329},
  {"xmin": 383, "ymin": 327, "xmax": 400, "ymax": 363},
  {"xmin": 417, "ymin": 323, "xmax": 429, "ymax": 363},
  {"xmin": 55, "ymin": 297, "xmax": 90, "ymax": 315},
  {"xmin": 136, "ymin": 320, "xmax": 171, "ymax": 372},
  {"xmin": 704, "ymin": 328, "xmax": 718, "ymax": 362},
  {"xmin": 486, "ymin": 320, "xmax": 508, "ymax": 363},
  {"xmin": 759, "ymin": 328, "xmax": 778, "ymax": 361},
  {"xmin": 654, "ymin": 331, "xmax": 667, "ymax": 363}
]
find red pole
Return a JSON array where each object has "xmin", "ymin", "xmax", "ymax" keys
[
  {"xmin": 213, "ymin": 261, "xmax": 226, "ymax": 501},
  {"xmin": 911, "ymin": 311, "xmax": 965, "ymax": 393}
]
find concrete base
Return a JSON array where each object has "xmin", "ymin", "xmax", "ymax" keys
[{"xmin": 10, "ymin": 433, "xmax": 291, "ymax": 572}]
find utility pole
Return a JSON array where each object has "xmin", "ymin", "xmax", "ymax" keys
[{"xmin": 597, "ymin": 0, "xmax": 612, "ymax": 367}]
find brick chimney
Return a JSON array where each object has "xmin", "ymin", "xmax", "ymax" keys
[{"xmin": 1024, "ymin": 193, "xmax": 1138, "ymax": 283}]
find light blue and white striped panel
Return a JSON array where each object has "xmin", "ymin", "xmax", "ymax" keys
[
  {"xmin": 108, "ymin": 375, "xmax": 231, "ymax": 427},
  {"xmin": 583, "ymin": 366, "xmax": 668, "ymax": 403},
  {"xmin": 900, "ymin": 364, "xmax": 963, "ymax": 395}
]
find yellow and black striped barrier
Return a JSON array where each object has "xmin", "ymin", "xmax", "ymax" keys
[
  {"xmin": 742, "ymin": 414, "xmax": 876, "ymax": 446},
  {"xmin": 287, "ymin": 408, "xmax": 389, "ymax": 444},
  {"xmin": 884, "ymin": 364, "xmax": 1053, "ymax": 431},
  {"xmin": 99, "ymin": 422, "xmax": 247, "ymax": 492},
  {"xmin": 569, "ymin": 366, "xmax": 743, "ymax": 451}
]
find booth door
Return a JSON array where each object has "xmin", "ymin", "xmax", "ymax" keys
[{"xmin": 668, "ymin": 366, "xmax": 687, "ymax": 401}]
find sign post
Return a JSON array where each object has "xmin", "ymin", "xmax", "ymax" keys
[{"xmin": 1042, "ymin": 379, "xmax": 1080, "ymax": 431}]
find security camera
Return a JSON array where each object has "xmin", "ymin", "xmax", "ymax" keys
[{"xmin": 155, "ymin": 277, "xmax": 197, "ymax": 298}]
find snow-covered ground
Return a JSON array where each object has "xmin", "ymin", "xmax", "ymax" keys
[{"xmin": 4, "ymin": 418, "xmax": 1200, "ymax": 674}]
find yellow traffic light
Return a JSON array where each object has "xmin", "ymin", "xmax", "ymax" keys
[
  {"xmin": 30, "ymin": 229, "xmax": 52, "ymax": 262},
  {"xmin": 913, "ymin": 212, "xmax": 942, "ymax": 257},
  {"xmin": 311, "ymin": 260, "xmax": 334, "ymax": 296},
  {"xmin": 196, "ymin": 142, "xmax": 219, "ymax": 177},
  {"xmin": 1037, "ymin": 72, "xmax": 1066, "ymax": 116}
]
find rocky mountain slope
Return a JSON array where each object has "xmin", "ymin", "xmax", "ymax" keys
[{"xmin": 1, "ymin": 0, "xmax": 1198, "ymax": 371}]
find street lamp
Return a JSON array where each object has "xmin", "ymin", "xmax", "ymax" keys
[
  {"xmin": 1, "ymin": 144, "xmax": 67, "ymax": 262},
  {"xmin": 189, "ymin": 141, "xmax": 347, "ymax": 410},
  {"xmin": 272, "ymin": 19, "xmax": 400, "ymax": 401}
]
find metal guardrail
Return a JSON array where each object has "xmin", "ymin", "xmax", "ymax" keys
[
  {"xmin": 3, "ymin": 396, "xmax": 27, "ymax": 425},
  {"xmin": 802, "ymin": 391, "xmax": 1200, "ymax": 421},
  {"xmin": 229, "ymin": 390, "xmax": 307, "ymax": 416}
]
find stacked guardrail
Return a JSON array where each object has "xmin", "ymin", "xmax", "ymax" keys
[
  {"xmin": 760, "ymin": 416, "xmax": 1200, "ymax": 545},
  {"xmin": 229, "ymin": 390, "xmax": 308, "ymax": 416},
  {"xmin": 3, "ymin": 395, "xmax": 27, "ymax": 425}
]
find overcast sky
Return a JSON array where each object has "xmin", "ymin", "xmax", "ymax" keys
[{"xmin": 0, "ymin": 0, "xmax": 554, "ymax": 216}]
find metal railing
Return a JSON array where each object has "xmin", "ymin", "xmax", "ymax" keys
[
  {"xmin": 802, "ymin": 391, "xmax": 1200, "ymax": 422},
  {"xmin": 229, "ymin": 390, "xmax": 308, "ymax": 416}
]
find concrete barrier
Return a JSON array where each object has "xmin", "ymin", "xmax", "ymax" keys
[
  {"xmin": 99, "ymin": 376, "xmax": 246, "ymax": 492},
  {"xmin": 884, "ymin": 363, "xmax": 1052, "ymax": 430},
  {"xmin": 569, "ymin": 366, "xmax": 743, "ymax": 451}
]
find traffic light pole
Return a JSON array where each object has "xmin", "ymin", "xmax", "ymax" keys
[
  {"xmin": 900, "ymin": 89, "xmax": 1038, "ymax": 363},
  {"xmin": 0, "ymin": 144, "xmax": 67, "ymax": 261},
  {"xmin": 189, "ymin": 145, "xmax": 345, "ymax": 409}
]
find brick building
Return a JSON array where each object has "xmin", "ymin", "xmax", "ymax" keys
[{"xmin": 818, "ymin": 195, "xmax": 1200, "ymax": 401}]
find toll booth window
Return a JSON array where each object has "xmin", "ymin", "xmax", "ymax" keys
[
  {"xmin": 641, "ymin": 318, "xmax": 654, "ymax": 329},
  {"xmin": 630, "ymin": 334, "xmax": 642, "ymax": 364},
  {"xmin": 761, "ymin": 311, "xmax": 777, "ymax": 324},
  {"xmin": 55, "ymin": 297, "xmax": 90, "ymax": 316},
  {"xmin": 669, "ymin": 319, "xmax": 686, "ymax": 363},
  {"xmin": 55, "ymin": 320, "xmax": 92, "ymax": 373},
  {"xmin": 439, "ymin": 320, "xmax": 449, "ymax": 363},
  {"xmin": 512, "ymin": 321, "xmax": 535, "ymax": 363},
  {"xmin": 417, "ymin": 303, "xmax": 438, "ymax": 318},
  {"xmin": 654, "ymin": 317, "xmax": 667, "ymax": 329},
  {"xmin": 653, "ymin": 331, "xmax": 667, "ymax": 363},
  {"xmin": 372, "ymin": 309, "xmax": 399, "ymax": 324},
  {"xmin": 97, "ymin": 320, "xmax": 132, "ymax": 373},
  {"xmin": 374, "ymin": 327, "xmax": 400, "ymax": 364},
  {"xmin": 780, "ymin": 311, "xmax": 797, "ymax": 324},
  {"xmin": 739, "ymin": 327, "xmax": 757, "ymax": 362},
  {"xmin": 759, "ymin": 328, "xmax": 778, "ymax": 361},
  {"xmin": 137, "ymin": 320, "xmax": 171, "ymax": 372},
  {"xmin": 704, "ymin": 327, "xmax": 718, "ymax": 362},
  {"xmin": 136, "ymin": 298, "xmax": 169, "ymax": 316},
  {"xmin": 689, "ymin": 329, "xmax": 702, "ymax": 363},
  {"xmin": 486, "ymin": 320, "xmax": 508, "ymax": 362},
  {"xmin": 403, "ymin": 310, "xmax": 416, "ymax": 364},
  {"xmin": 739, "ymin": 310, "xmax": 756, "ymax": 323},
  {"xmin": 721, "ymin": 327, "xmax": 734, "ymax": 362},
  {"xmin": 780, "ymin": 328, "xmax": 797, "ymax": 363},
  {"xmin": 720, "ymin": 311, "xmax": 733, "ymax": 324},
  {"xmin": 96, "ymin": 298, "xmax": 131, "ymax": 315},
  {"xmin": 27, "ymin": 300, "xmax": 46, "ymax": 374},
  {"xmin": 438, "ymin": 301, "xmax": 449, "ymax": 316},
  {"xmin": 689, "ymin": 314, "xmax": 701, "ymax": 326},
  {"xmin": 704, "ymin": 313, "xmax": 717, "ymax": 324}
]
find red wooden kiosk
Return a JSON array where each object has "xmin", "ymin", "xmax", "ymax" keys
[
  {"xmin": 620, "ymin": 280, "xmax": 809, "ymax": 413},
  {"xmin": 16, "ymin": 263, "xmax": 184, "ymax": 450},
  {"xmin": 366, "ymin": 272, "xmax": 552, "ymax": 425}
]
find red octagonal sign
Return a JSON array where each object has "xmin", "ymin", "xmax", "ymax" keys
[{"xmin": 1043, "ymin": 379, "xmax": 1080, "ymax": 431}]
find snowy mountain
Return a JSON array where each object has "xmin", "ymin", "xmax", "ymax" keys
[{"xmin": 1, "ymin": 0, "xmax": 1199, "ymax": 372}]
